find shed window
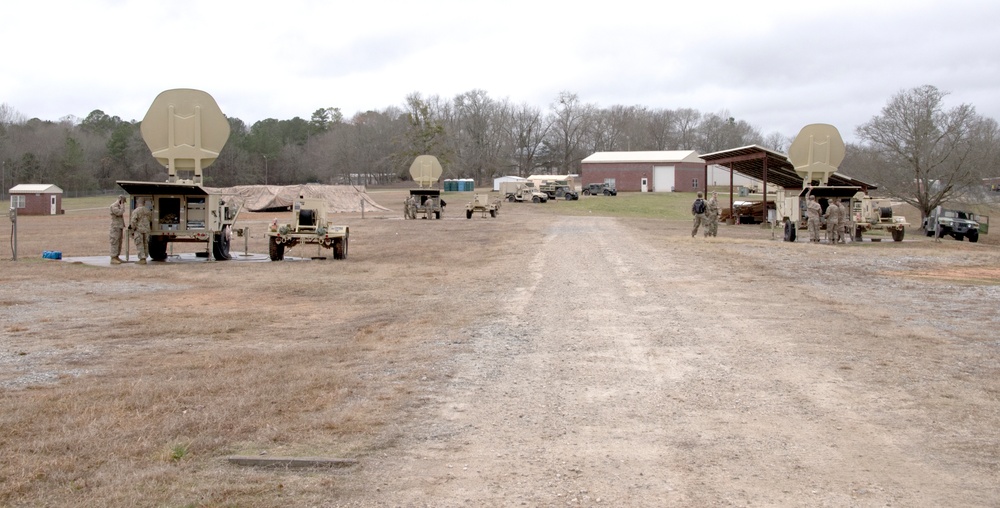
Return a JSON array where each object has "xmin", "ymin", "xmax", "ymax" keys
[
  {"xmin": 11, "ymin": 195, "xmax": 25, "ymax": 208},
  {"xmin": 691, "ymin": 178, "xmax": 699, "ymax": 189}
]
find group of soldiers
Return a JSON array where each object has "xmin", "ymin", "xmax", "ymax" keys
[
  {"xmin": 108, "ymin": 196, "xmax": 152, "ymax": 264},
  {"xmin": 403, "ymin": 195, "xmax": 438, "ymax": 220},
  {"xmin": 691, "ymin": 191, "xmax": 720, "ymax": 238},
  {"xmin": 692, "ymin": 191, "xmax": 851, "ymax": 244},
  {"xmin": 805, "ymin": 194, "xmax": 851, "ymax": 243}
]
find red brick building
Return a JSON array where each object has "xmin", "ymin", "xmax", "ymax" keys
[
  {"xmin": 9, "ymin": 184, "xmax": 63, "ymax": 215},
  {"xmin": 580, "ymin": 151, "xmax": 706, "ymax": 192}
]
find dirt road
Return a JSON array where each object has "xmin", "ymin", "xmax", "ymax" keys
[
  {"xmin": 2, "ymin": 196, "xmax": 998, "ymax": 507},
  {"xmin": 338, "ymin": 213, "xmax": 1000, "ymax": 506}
]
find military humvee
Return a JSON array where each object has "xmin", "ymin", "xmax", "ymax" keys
[{"xmin": 922, "ymin": 208, "xmax": 980, "ymax": 242}]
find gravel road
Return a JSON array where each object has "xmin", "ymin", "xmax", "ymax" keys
[{"xmin": 339, "ymin": 215, "xmax": 1000, "ymax": 507}]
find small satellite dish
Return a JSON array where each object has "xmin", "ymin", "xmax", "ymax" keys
[
  {"xmin": 409, "ymin": 155, "xmax": 443, "ymax": 188},
  {"xmin": 787, "ymin": 123, "xmax": 845, "ymax": 186},
  {"xmin": 140, "ymin": 89, "xmax": 230, "ymax": 184}
]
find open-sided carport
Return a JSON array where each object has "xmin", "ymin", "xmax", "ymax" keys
[{"xmin": 699, "ymin": 145, "xmax": 875, "ymax": 221}]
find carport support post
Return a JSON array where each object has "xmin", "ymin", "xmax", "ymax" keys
[
  {"xmin": 729, "ymin": 164, "xmax": 734, "ymax": 221},
  {"xmin": 764, "ymin": 155, "xmax": 770, "ymax": 223}
]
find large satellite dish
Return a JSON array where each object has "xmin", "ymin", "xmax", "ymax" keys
[
  {"xmin": 409, "ymin": 155, "xmax": 443, "ymax": 188},
  {"xmin": 140, "ymin": 88, "xmax": 230, "ymax": 184},
  {"xmin": 787, "ymin": 123, "xmax": 845, "ymax": 186}
]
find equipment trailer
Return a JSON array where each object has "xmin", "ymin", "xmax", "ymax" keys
[{"xmin": 266, "ymin": 196, "xmax": 349, "ymax": 260}]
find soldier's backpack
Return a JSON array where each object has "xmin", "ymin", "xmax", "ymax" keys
[{"xmin": 693, "ymin": 198, "xmax": 706, "ymax": 214}]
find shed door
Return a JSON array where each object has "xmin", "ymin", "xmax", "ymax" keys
[
  {"xmin": 50, "ymin": 195, "xmax": 57, "ymax": 215},
  {"xmin": 653, "ymin": 166, "xmax": 675, "ymax": 192}
]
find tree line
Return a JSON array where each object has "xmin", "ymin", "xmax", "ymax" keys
[
  {"xmin": 0, "ymin": 90, "xmax": 772, "ymax": 196},
  {"xmin": 1, "ymin": 85, "xmax": 996, "ymax": 219}
]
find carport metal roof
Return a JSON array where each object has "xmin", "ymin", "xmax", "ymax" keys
[{"xmin": 699, "ymin": 145, "xmax": 875, "ymax": 191}]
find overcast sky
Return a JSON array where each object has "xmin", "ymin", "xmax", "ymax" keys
[{"xmin": 2, "ymin": 0, "xmax": 998, "ymax": 144}]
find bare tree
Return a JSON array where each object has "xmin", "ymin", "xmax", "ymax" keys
[
  {"xmin": 451, "ymin": 90, "xmax": 508, "ymax": 184},
  {"xmin": 545, "ymin": 91, "xmax": 595, "ymax": 174},
  {"xmin": 761, "ymin": 131, "xmax": 790, "ymax": 152},
  {"xmin": 674, "ymin": 108, "xmax": 702, "ymax": 150},
  {"xmin": 503, "ymin": 101, "xmax": 550, "ymax": 178},
  {"xmin": 855, "ymin": 85, "xmax": 994, "ymax": 219},
  {"xmin": 696, "ymin": 111, "xmax": 763, "ymax": 153},
  {"xmin": 589, "ymin": 105, "xmax": 645, "ymax": 152},
  {"xmin": 643, "ymin": 108, "xmax": 677, "ymax": 151},
  {"xmin": 0, "ymin": 103, "xmax": 26, "ymax": 127}
]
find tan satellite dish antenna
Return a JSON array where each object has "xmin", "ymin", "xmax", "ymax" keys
[
  {"xmin": 140, "ymin": 88, "xmax": 231, "ymax": 184},
  {"xmin": 787, "ymin": 123, "xmax": 845, "ymax": 186},
  {"xmin": 409, "ymin": 155, "xmax": 443, "ymax": 188}
]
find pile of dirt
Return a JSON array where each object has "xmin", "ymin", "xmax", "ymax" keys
[{"xmin": 207, "ymin": 183, "xmax": 391, "ymax": 213}]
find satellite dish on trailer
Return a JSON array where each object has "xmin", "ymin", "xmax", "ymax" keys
[
  {"xmin": 787, "ymin": 123, "xmax": 845, "ymax": 186},
  {"xmin": 140, "ymin": 88, "xmax": 231, "ymax": 184},
  {"xmin": 409, "ymin": 155, "xmax": 443, "ymax": 188}
]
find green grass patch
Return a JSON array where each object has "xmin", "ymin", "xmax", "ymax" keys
[{"xmin": 540, "ymin": 192, "xmax": 704, "ymax": 220}]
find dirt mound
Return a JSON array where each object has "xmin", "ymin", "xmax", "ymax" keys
[{"xmin": 206, "ymin": 184, "xmax": 391, "ymax": 213}]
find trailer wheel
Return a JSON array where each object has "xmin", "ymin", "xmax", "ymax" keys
[
  {"xmin": 782, "ymin": 221, "xmax": 796, "ymax": 242},
  {"xmin": 891, "ymin": 227, "xmax": 905, "ymax": 242},
  {"xmin": 268, "ymin": 237, "xmax": 284, "ymax": 261},
  {"xmin": 149, "ymin": 236, "xmax": 168, "ymax": 261},
  {"xmin": 333, "ymin": 236, "xmax": 349, "ymax": 260},
  {"xmin": 466, "ymin": 209, "xmax": 473, "ymax": 219},
  {"xmin": 490, "ymin": 209, "xmax": 497, "ymax": 218},
  {"xmin": 213, "ymin": 225, "xmax": 232, "ymax": 260},
  {"xmin": 854, "ymin": 226, "xmax": 864, "ymax": 242}
]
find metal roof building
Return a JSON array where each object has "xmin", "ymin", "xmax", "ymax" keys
[{"xmin": 9, "ymin": 183, "xmax": 64, "ymax": 215}]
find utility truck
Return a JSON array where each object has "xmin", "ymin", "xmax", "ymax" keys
[{"xmin": 117, "ymin": 88, "xmax": 242, "ymax": 261}]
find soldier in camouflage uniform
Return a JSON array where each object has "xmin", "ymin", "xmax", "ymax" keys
[
  {"xmin": 129, "ymin": 199, "xmax": 152, "ymax": 264},
  {"xmin": 706, "ymin": 191, "xmax": 720, "ymax": 237},
  {"xmin": 424, "ymin": 197, "xmax": 435, "ymax": 220},
  {"xmin": 691, "ymin": 192, "xmax": 707, "ymax": 237},
  {"xmin": 109, "ymin": 195, "xmax": 127, "ymax": 264},
  {"xmin": 806, "ymin": 195, "xmax": 822, "ymax": 242},
  {"xmin": 404, "ymin": 195, "xmax": 415, "ymax": 219},
  {"xmin": 824, "ymin": 199, "xmax": 841, "ymax": 244}
]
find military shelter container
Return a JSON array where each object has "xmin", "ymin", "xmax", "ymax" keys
[{"xmin": 493, "ymin": 175, "xmax": 527, "ymax": 191}]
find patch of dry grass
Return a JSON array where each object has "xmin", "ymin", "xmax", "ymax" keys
[{"xmin": 0, "ymin": 191, "xmax": 527, "ymax": 506}]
